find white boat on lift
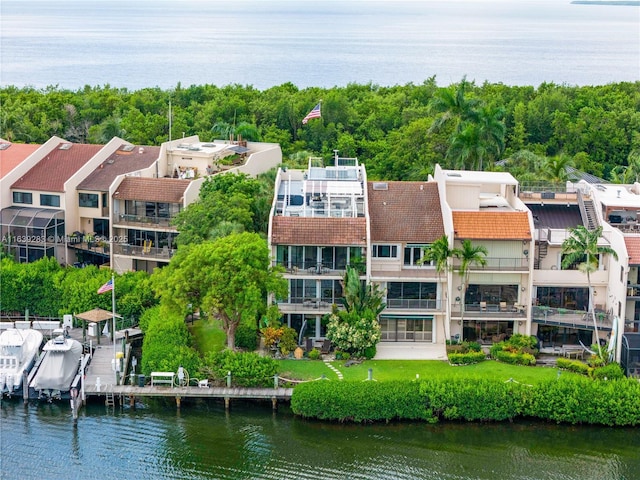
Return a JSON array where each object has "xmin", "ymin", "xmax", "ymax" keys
[
  {"xmin": 29, "ymin": 329, "xmax": 82, "ymax": 401},
  {"xmin": 0, "ymin": 328, "xmax": 44, "ymax": 396}
]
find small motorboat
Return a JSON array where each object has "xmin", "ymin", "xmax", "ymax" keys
[{"xmin": 0, "ymin": 328, "xmax": 44, "ymax": 396}]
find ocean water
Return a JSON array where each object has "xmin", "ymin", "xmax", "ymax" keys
[{"xmin": 0, "ymin": 0, "xmax": 638, "ymax": 90}]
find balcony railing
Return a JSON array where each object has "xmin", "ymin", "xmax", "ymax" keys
[
  {"xmin": 385, "ymin": 298, "xmax": 441, "ymax": 310},
  {"xmin": 451, "ymin": 303, "xmax": 527, "ymax": 317},
  {"xmin": 277, "ymin": 297, "xmax": 337, "ymax": 310},
  {"xmin": 115, "ymin": 214, "xmax": 176, "ymax": 228},
  {"xmin": 531, "ymin": 306, "xmax": 612, "ymax": 331},
  {"xmin": 451, "ymin": 257, "xmax": 528, "ymax": 271},
  {"xmin": 112, "ymin": 243, "xmax": 174, "ymax": 260},
  {"xmin": 274, "ymin": 260, "xmax": 365, "ymax": 275}
]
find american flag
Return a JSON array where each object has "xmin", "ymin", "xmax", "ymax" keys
[
  {"xmin": 302, "ymin": 103, "xmax": 321, "ymax": 124},
  {"xmin": 97, "ymin": 278, "xmax": 114, "ymax": 294}
]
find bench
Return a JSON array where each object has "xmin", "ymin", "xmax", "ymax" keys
[
  {"xmin": 150, "ymin": 371, "xmax": 175, "ymax": 387},
  {"xmin": 562, "ymin": 345, "xmax": 584, "ymax": 360}
]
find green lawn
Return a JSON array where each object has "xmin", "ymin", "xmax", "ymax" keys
[
  {"xmin": 189, "ymin": 318, "xmax": 226, "ymax": 355},
  {"xmin": 279, "ymin": 359, "xmax": 572, "ymax": 384}
]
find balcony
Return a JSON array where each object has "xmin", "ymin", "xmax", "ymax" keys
[
  {"xmin": 275, "ymin": 260, "xmax": 364, "ymax": 276},
  {"xmin": 451, "ymin": 303, "xmax": 527, "ymax": 318},
  {"xmin": 112, "ymin": 243, "xmax": 174, "ymax": 260},
  {"xmin": 277, "ymin": 297, "xmax": 337, "ymax": 313},
  {"xmin": 532, "ymin": 306, "xmax": 612, "ymax": 331},
  {"xmin": 452, "ymin": 257, "xmax": 528, "ymax": 271},
  {"xmin": 114, "ymin": 214, "xmax": 176, "ymax": 230},
  {"xmin": 385, "ymin": 299, "xmax": 441, "ymax": 310}
]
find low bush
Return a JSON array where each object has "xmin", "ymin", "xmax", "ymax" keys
[
  {"xmin": 291, "ymin": 380, "xmax": 428, "ymax": 422},
  {"xmin": 591, "ymin": 362, "xmax": 624, "ymax": 380},
  {"xmin": 421, "ymin": 378, "xmax": 524, "ymax": 422},
  {"xmin": 490, "ymin": 335, "xmax": 538, "ymax": 366},
  {"xmin": 363, "ymin": 345, "xmax": 376, "ymax": 360},
  {"xmin": 448, "ymin": 351, "xmax": 486, "ymax": 365},
  {"xmin": 291, "ymin": 376, "xmax": 640, "ymax": 426},
  {"xmin": 522, "ymin": 377, "xmax": 640, "ymax": 426},
  {"xmin": 234, "ymin": 323, "xmax": 258, "ymax": 351},
  {"xmin": 492, "ymin": 350, "xmax": 536, "ymax": 366},
  {"xmin": 307, "ymin": 348, "xmax": 321, "ymax": 360},
  {"xmin": 141, "ymin": 306, "xmax": 202, "ymax": 376},
  {"xmin": 556, "ymin": 357, "xmax": 590, "ymax": 375},
  {"xmin": 335, "ymin": 351, "xmax": 351, "ymax": 360},
  {"xmin": 203, "ymin": 350, "xmax": 278, "ymax": 387}
]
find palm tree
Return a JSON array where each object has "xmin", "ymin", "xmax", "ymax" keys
[
  {"xmin": 561, "ymin": 225, "xmax": 618, "ymax": 360},
  {"xmin": 340, "ymin": 265, "xmax": 386, "ymax": 317},
  {"xmin": 474, "ymin": 105, "xmax": 506, "ymax": 171},
  {"xmin": 429, "ymin": 76, "xmax": 479, "ymax": 134},
  {"xmin": 422, "ymin": 235, "xmax": 454, "ymax": 340},
  {"xmin": 452, "ymin": 240, "xmax": 488, "ymax": 329},
  {"xmin": 540, "ymin": 154, "xmax": 574, "ymax": 184}
]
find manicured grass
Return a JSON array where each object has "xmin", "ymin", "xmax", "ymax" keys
[
  {"xmin": 189, "ymin": 318, "xmax": 226, "ymax": 355},
  {"xmin": 279, "ymin": 358, "xmax": 573, "ymax": 384}
]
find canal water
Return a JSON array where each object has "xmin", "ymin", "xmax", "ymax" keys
[{"xmin": 1, "ymin": 398, "xmax": 638, "ymax": 480}]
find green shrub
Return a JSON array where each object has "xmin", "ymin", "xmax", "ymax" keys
[
  {"xmin": 234, "ymin": 322, "xmax": 258, "ymax": 351},
  {"xmin": 290, "ymin": 377, "xmax": 640, "ymax": 426},
  {"xmin": 363, "ymin": 345, "xmax": 376, "ymax": 359},
  {"xmin": 335, "ymin": 351, "xmax": 351, "ymax": 360},
  {"xmin": 556, "ymin": 357, "xmax": 590, "ymax": 375},
  {"xmin": 490, "ymin": 335, "xmax": 538, "ymax": 366},
  {"xmin": 278, "ymin": 326, "xmax": 298, "ymax": 356},
  {"xmin": 465, "ymin": 341, "xmax": 482, "ymax": 352},
  {"xmin": 522, "ymin": 377, "xmax": 640, "ymax": 426},
  {"xmin": 307, "ymin": 348, "xmax": 321, "ymax": 360},
  {"xmin": 203, "ymin": 350, "xmax": 277, "ymax": 387},
  {"xmin": 492, "ymin": 350, "xmax": 536, "ymax": 366},
  {"xmin": 141, "ymin": 306, "xmax": 202, "ymax": 376},
  {"xmin": 421, "ymin": 378, "xmax": 524, "ymax": 422},
  {"xmin": 448, "ymin": 351, "xmax": 486, "ymax": 365},
  {"xmin": 591, "ymin": 362, "xmax": 624, "ymax": 380},
  {"xmin": 291, "ymin": 381, "xmax": 428, "ymax": 422}
]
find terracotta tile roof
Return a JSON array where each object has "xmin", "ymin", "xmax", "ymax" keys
[
  {"xmin": 624, "ymin": 236, "xmax": 640, "ymax": 265},
  {"xmin": 77, "ymin": 145, "xmax": 160, "ymax": 191},
  {"xmin": 113, "ymin": 177, "xmax": 191, "ymax": 203},
  {"xmin": 453, "ymin": 211, "xmax": 531, "ymax": 240},
  {"xmin": 367, "ymin": 181, "xmax": 444, "ymax": 243},
  {"xmin": 0, "ymin": 142, "xmax": 41, "ymax": 179},
  {"xmin": 271, "ymin": 217, "xmax": 367, "ymax": 245},
  {"xmin": 11, "ymin": 142, "xmax": 103, "ymax": 192}
]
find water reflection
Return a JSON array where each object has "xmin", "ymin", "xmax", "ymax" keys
[{"xmin": 1, "ymin": 398, "xmax": 638, "ymax": 480}]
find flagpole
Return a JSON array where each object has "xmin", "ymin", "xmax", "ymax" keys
[{"xmin": 111, "ymin": 274, "xmax": 116, "ymax": 382}]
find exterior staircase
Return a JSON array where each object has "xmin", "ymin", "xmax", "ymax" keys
[
  {"xmin": 534, "ymin": 241, "xmax": 548, "ymax": 269},
  {"xmin": 578, "ymin": 190, "xmax": 599, "ymax": 230}
]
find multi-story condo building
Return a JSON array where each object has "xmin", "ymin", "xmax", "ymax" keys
[
  {"xmin": 432, "ymin": 166, "xmax": 534, "ymax": 343},
  {"xmin": 1, "ymin": 135, "xmax": 282, "ymax": 274},
  {"xmin": 367, "ymin": 180, "xmax": 445, "ymax": 344},
  {"xmin": 268, "ymin": 155, "xmax": 367, "ymax": 341}
]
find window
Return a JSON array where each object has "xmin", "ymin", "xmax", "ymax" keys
[
  {"xmin": 372, "ymin": 245, "xmax": 398, "ymax": 258},
  {"xmin": 79, "ymin": 193, "xmax": 99, "ymax": 208},
  {"xmin": 404, "ymin": 245, "xmax": 431, "ymax": 266},
  {"xmin": 13, "ymin": 192, "xmax": 32, "ymax": 204},
  {"xmin": 40, "ymin": 194, "xmax": 60, "ymax": 207}
]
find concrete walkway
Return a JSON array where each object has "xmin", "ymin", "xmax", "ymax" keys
[{"xmin": 374, "ymin": 342, "xmax": 448, "ymax": 360}]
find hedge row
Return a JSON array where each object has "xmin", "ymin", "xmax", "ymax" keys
[
  {"xmin": 291, "ymin": 381, "xmax": 429, "ymax": 422},
  {"xmin": 290, "ymin": 377, "xmax": 640, "ymax": 426},
  {"xmin": 448, "ymin": 351, "xmax": 487, "ymax": 365}
]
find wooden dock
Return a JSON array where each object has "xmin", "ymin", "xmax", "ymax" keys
[{"xmin": 77, "ymin": 328, "xmax": 293, "ymax": 410}]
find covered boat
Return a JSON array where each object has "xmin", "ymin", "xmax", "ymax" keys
[
  {"xmin": 0, "ymin": 328, "xmax": 44, "ymax": 396},
  {"xmin": 29, "ymin": 332, "xmax": 82, "ymax": 400}
]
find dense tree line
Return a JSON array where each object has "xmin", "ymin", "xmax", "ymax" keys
[
  {"xmin": 2, "ymin": 79, "xmax": 639, "ymax": 181},
  {"xmin": 0, "ymin": 257, "xmax": 157, "ymax": 319}
]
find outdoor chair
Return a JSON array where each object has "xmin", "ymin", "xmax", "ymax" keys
[
  {"xmin": 480, "ymin": 301, "xmax": 487, "ymax": 312},
  {"xmin": 321, "ymin": 339, "xmax": 332, "ymax": 354},
  {"xmin": 500, "ymin": 301, "xmax": 507, "ymax": 312}
]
